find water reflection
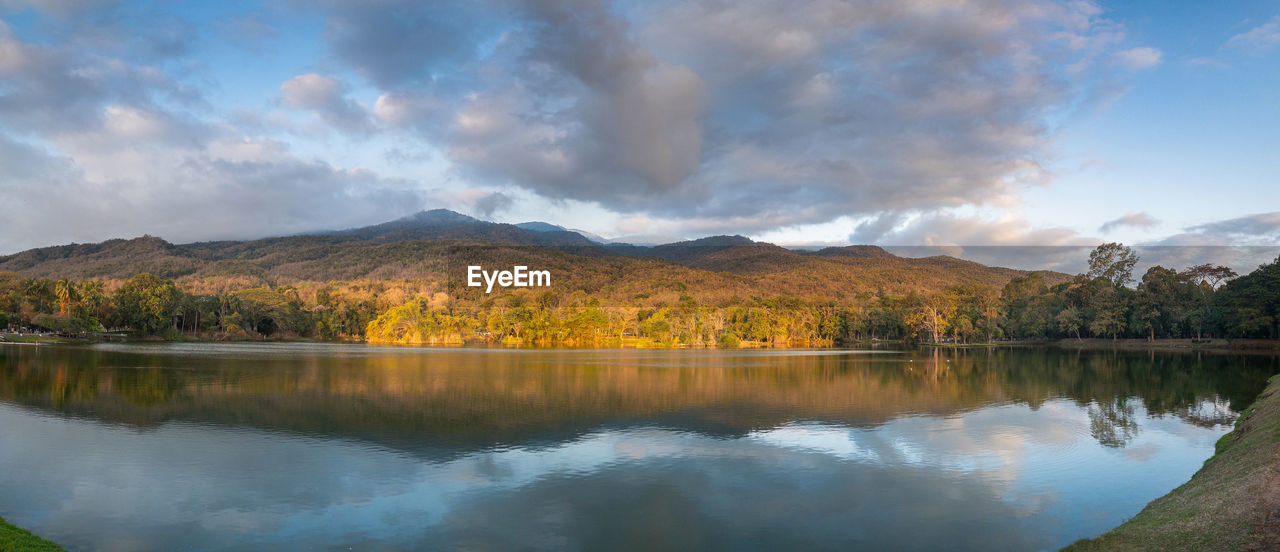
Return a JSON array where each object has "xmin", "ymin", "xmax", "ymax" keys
[{"xmin": 0, "ymin": 343, "xmax": 1274, "ymax": 551}]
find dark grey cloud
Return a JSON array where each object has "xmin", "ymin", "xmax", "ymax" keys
[
  {"xmin": 1142, "ymin": 211, "xmax": 1280, "ymax": 249},
  {"xmin": 472, "ymin": 191, "xmax": 514, "ymax": 219},
  {"xmin": 1099, "ymin": 212, "xmax": 1159, "ymax": 233},
  {"xmin": 437, "ymin": 0, "xmax": 708, "ymax": 211},
  {"xmin": 1184, "ymin": 211, "xmax": 1280, "ymax": 242},
  {"xmin": 0, "ymin": 0, "xmax": 1188, "ymax": 257},
  {"xmin": 3, "ymin": 0, "xmax": 198, "ymax": 62},
  {"xmin": 0, "ymin": 19, "xmax": 205, "ymax": 134},
  {"xmin": 317, "ymin": 0, "xmax": 495, "ymax": 89},
  {"xmin": 315, "ymin": 0, "xmax": 1154, "ymax": 235}
]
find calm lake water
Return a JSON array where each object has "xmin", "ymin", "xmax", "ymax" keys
[{"xmin": 0, "ymin": 343, "xmax": 1275, "ymax": 551}]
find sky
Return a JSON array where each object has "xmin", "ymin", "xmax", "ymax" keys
[{"xmin": 0, "ymin": 0, "xmax": 1277, "ymax": 272}]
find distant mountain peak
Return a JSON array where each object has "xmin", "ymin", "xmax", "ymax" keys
[
  {"xmin": 515, "ymin": 221, "xmax": 568, "ymax": 233},
  {"xmin": 664, "ymin": 235, "xmax": 755, "ymax": 247},
  {"xmin": 810, "ymin": 245, "xmax": 895, "ymax": 259},
  {"xmin": 397, "ymin": 209, "xmax": 479, "ymax": 224}
]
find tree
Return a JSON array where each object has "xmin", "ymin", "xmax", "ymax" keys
[
  {"xmin": 113, "ymin": 273, "xmax": 181, "ymax": 335},
  {"xmin": 1000, "ymin": 273, "xmax": 1048, "ymax": 338},
  {"xmin": 54, "ymin": 279, "xmax": 73, "ymax": 316},
  {"xmin": 1087, "ymin": 284, "xmax": 1127, "ymax": 340},
  {"xmin": 910, "ymin": 290, "xmax": 957, "ymax": 343},
  {"xmin": 1132, "ymin": 266, "xmax": 1194, "ymax": 340},
  {"xmin": 1088, "ymin": 243, "xmax": 1139, "ymax": 287},
  {"xmin": 1184, "ymin": 264, "xmax": 1237, "ymax": 289},
  {"xmin": 73, "ymin": 280, "xmax": 107, "ymax": 322},
  {"xmin": 1183, "ymin": 264, "xmax": 1236, "ymax": 338},
  {"xmin": 1216, "ymin": 256, "xmax": 1280, "ymax": 338},
  {"xmin": 1056, "ymin": 307, "xmax": 1084, "ymax": 340}
]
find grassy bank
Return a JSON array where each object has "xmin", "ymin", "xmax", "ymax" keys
[
  {"xmin": 0, "ymin": 516, "xmax": 63, "ymax": 552},
  {"xmin": 1051, "ymin": 338, "xmax": 1280, "ymax": 353},
  {"xmin": 0, "ymin": 333, "xmax": 79, "ymax": 344},
  {"xmin": 1065, "ymin": 373, "xmax": 1280, "ymax": 551}
]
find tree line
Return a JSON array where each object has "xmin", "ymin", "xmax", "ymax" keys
[{"xmin": 2, "ymin": 244, "xmax": 1278, "ymax": 346}]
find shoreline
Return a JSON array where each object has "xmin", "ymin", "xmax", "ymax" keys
[
  {"xmin": 8, "ymin": 331, "xmax": 1280, "ymax": 353},
  {"xmin": 1065, "ymin": 373, "xmax": 1280, "ymax": 551},
  {"xmin": 1046, "ymin": 338, "xmax": 1280, "ymax": 353}
]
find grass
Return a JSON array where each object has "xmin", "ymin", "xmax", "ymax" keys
[
  {"xmin": 1052, "ymin": 338, "xmax": 1280, "ymax": 352},
  {"xmin": 1064, "ymin": 374, "xmax": 1280, "ymax": 552},
  {"xmin": 0, "ymin": 516, "xmax": 63, "ymax": 552},
  {"xmin": 0, "ymin": 334, "xmax": 72, "ymax": 344}
]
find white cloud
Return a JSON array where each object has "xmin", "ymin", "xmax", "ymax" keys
[
  {"xmin": 1226, "ymin": 14, "xmax": 1280, "ymax": 53},
  {"xmin": 1099, "ymin": 212, "xmax": 1159, "ymax": 233},
  {"xmin": 280, "ymin": 73, "xmax": 376, "ymax": 134},
  {"xmin": 1112, "ymin": 47, "xmax": 1162, "ymax": 70}
]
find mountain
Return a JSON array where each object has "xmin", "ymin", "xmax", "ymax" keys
[
  {"xmin": 514, "ymin": 221, "xmax": 568, "ymax": 233},
  {"xmin": 808, "ymin": 245, "xmax": 896, "ymax": 259},
  {"xmin": 0, "ymin": 210, "xmax": 1071, "ymax": 297},
  {"xmin": 632, "ymin": 236, "xmax": 797, "ymax": 272},
  {"xmin": 342, "ymin": 210, "xmax": 594, "ymax": 246},
  {"xmin": 518, "ymin": 221, "xmax": 614, "ymax": 245}
]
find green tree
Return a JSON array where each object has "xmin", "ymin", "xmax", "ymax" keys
[
  {"xmin": 1056, "ymin": 306, "xmax": 1084, "ymax": 340},
  {"xmin": 1088, "ymin": 242, "xmax": 1139, "ymax": 287},
  {"xmin": 113, "ymin": 273, "xmax": 181, "ymax": 335},
  {"xmin": 1216, "ymin": 256, "xmax": 1280, "ymax": 338},
  {"xmin": 1183, "ymin": 264, "xmax": 1236, "ymax": 338}
]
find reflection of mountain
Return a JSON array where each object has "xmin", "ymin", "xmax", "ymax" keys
[{"xmin": 0, "ymin": 345, "xmax": 1273, "ymax": 458}]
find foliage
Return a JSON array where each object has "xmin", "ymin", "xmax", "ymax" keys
[
  {"xmin": 1088, "ymin": 242, "xmax": 1139, "ymax": 287},
  {"xmin": 1, "ymin": 244, "xmax": 1275, "ymax": 345},
  {"xmin": 113, "ymin": 273, "xmax": 180, "ymax": 335},
  {"xmin": 1215, "ymin": 255, "xmax": 1280, "ymax": 339}
]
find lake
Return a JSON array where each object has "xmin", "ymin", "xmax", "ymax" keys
[{"xmin": 0, "ymin": 343, "xmax": 1275, "ymax": 551}]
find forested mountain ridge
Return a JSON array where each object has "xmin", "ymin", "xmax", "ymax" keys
[
  {"xmin": 2, "ymin": 224, "xmax": 1276, "ymax": 346},
  {"xmin": 0, "ymin": 210, "xmax": 1066, "ymax": 293},
  {"xmin": 7, "ymin": 210, "xmax": 1161, "ymax": 348}
]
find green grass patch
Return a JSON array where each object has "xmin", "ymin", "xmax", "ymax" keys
[
  {"xmin": 0, "ymin": 334, "xmax": 70, "ymax": 344},
  {"xmin": 0, "ymin": 516, "xmax": 64, "ymax": 552}
]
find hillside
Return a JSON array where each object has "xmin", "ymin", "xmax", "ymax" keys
[{"xmin": 0, "ymin": 210, "xmax": 1070, "ymax": 300}]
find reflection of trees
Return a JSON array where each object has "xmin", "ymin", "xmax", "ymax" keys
[
  {"xmin": 1088, "ymin": 398, "xmax": 1140, "ymax": 448},
  {"xmin": 115, "ymin": 368, "xmax": 182, "ymax": 407},
  {"xmin": 1169, "ymin": 398, "xmax": 1239, "ymax": 428},
  {"xmin": 0, "ymin": 345, "xmax": 1275, "ymax": 451}
]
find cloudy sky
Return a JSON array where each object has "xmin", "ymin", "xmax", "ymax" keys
[{"xmin": 1, "ymin": 0, "xmax": 1277, "ymax": 270}]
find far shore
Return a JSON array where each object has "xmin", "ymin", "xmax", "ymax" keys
[
  {"xmin": 1045, "ymin": 337, "xmax": 1280, "ymax": 353},
  {"xmin": 6, "ymin": 331, "xmax": 1280, "ymax": 353}
]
